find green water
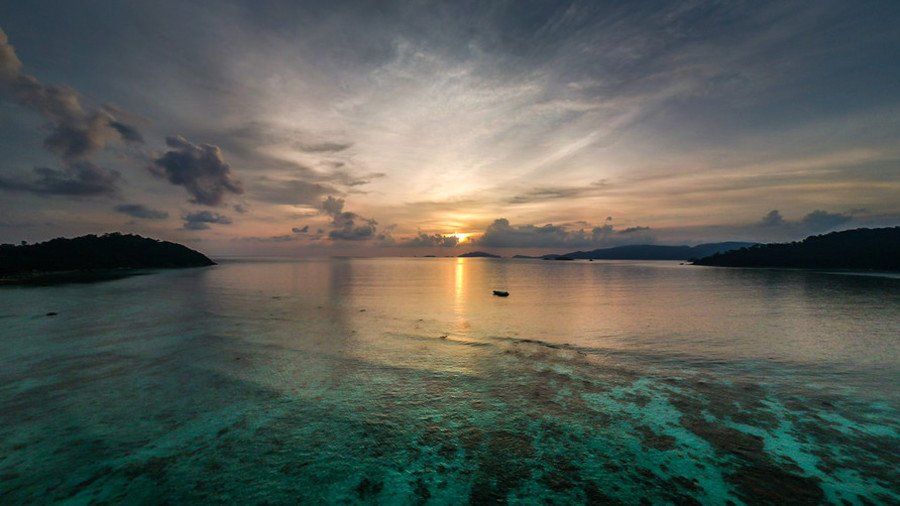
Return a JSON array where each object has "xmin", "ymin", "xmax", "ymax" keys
[{"xmin": 1, "ymin": 258, "xmax": 898, "ymax": 504}]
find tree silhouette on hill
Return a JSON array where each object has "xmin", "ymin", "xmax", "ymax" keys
[
  {"xmin": 693, "ymin": 227, "xmax": 900, "ymax": 270},
  {"xmin": 0, "ymin": 233, "xmax": 215, "ymax": 276}
]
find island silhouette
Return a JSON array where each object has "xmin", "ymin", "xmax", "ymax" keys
[
  {"xmin": 0, "ymin": 233, "xmax": 215, "ymax": 284},
  {"xmin": 4, "ymin": 228, "xmax": 896, "ymax": 285},
  {"xmin": 458, "ymin": 251, "xmax": 502, "ymax": 258},
  {"xmin": 693, "ymin": 227, "xmax": 900, "ymax": 270},
  {"xmin": 510, "ymin": 242, "xmax": 754, "ymax": 261}
]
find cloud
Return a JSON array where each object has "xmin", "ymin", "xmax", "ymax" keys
[
  {"xmin": 801, "ymin": 210, "xmax": 852, "ymax": 233},
  {"xmin": 15, "ymin": 80, "xmax": 121, "ymax": 161},
  {"xmin": 114, "ymin": 203, "xmax": 169, "ymax": 220},
  {"xmin": 260, "ymin": 234, "xmax": 298, "ymax": 242},
  {"xmin": 473, "ymin": 217, "xmax": 654, "ymax": 249},
  {"xmin": 759, "ymin": 210, "xmax": 785, "ymax": 227},
  {"xmin": 109, "ymin": 120, "xmax": 144, "ymax": 143},
  {"xmin": 477, "ymin": 218, "xmax": 598, "ymax": 248},
  {"xmin": 321, "ymin": 195, "xmax": 345, "ymax": 216},
  {"xmin": 404, "ymin": 232, "xmax": 460, "ymax": 247},
  {"xmin": 752, "ymin": 208, "xmax": 853, "ymax": 235},
  {"xmin": 595, "ymin": 216, "xmax": 614, "ymax": 238},
  {"xmin": 345, "ymin": 172, "xmax": 386, "ymax": 187},
  {"xmin": 0, "ymin": 29, "xmax": 22, "ymax": 82},
  {"xmin": 0, "ymin": 161, "xmax": 120, "ymax": 196},
  {"xmin": 0, "ymin": 33, "xmax": 143, "ymax": 162},
  {"xmin": 151, "ymin": 136, "xmax": 243, "ymax": 206},
  {"xmin": 223, "ymin": 122, "xmax": 380, "ymax": 188},
  {"xmin": 294, "ymin": 140, "xmax": 352, "ymax": 153},
  {"xmin": 227, "ymin": 121, "xmax": 352, "ymax": 154},
  {"xmin": 182, "ymin": 210, "xmax": 232, "ymax": 230},
  {"xmin": 319, "ymin": 196, "xmax": 387, "ymax": 241},
  {"xmin": 252, "ymin": 177, "xmax": 338, "ymax": 206},
  {"xmin": 240, "ymin": 227, "xmax": 325, "ymax": 243},
  {"xmin": 506, "ymin": 182, "xmax": 607, "ymax": 204},
  {"xmin": 0, "ymin": 29, "xmax": 141, "ymax": 197}
]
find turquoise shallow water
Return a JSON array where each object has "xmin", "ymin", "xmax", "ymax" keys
[{"xmin": 1, "ymin": 258, "xmax": 898, "ymax": 504}]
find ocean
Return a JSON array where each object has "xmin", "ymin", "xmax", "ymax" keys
[{"xmin": 1, "ymin": 258, "xmax": 898, "ymax": 503}]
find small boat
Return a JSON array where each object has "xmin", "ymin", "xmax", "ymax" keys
[{"xmin": 492, "ymin": 290, "xmax": 510, "ymax": 297}]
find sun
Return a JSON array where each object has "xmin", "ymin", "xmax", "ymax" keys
[{"xmin": 448, "ymin": 232, "xmax": 472, "ymax": 243}]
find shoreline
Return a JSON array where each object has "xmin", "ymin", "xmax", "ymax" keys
[{"xmin": 0, "ymin": 268, "xmax": 154, "ymax": 286}]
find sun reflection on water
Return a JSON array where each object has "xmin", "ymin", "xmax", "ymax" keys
[{"xmin": 453, "ymin": 257, "xmax": 465, "ymax": 314}]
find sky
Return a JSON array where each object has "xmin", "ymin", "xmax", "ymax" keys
[{"xmin": 1, "ymin": 0, "xmax": 899, "ymax": 256}]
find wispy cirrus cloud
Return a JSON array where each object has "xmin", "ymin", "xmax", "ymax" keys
[
  {"xmin": 506, "ymin": 181, "xmax": 608, "ymax": 204},
  {"xmin": 252, "ymin": 177, "xmax": 339, "ymax": 207}
]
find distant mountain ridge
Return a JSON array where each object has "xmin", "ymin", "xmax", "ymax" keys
[
  {"xmin": 459, "ymin": 242, "xmax": 754, "ymax": 260},
  {"xmin": 545, "ymin": 242, "xmax": 755, "ymax": 261},
  {"xmin": 693, "ymin": 228, "xmax": 900, "ymax": 270},
  {"xmin": 458, "ymin": 251, "xmax": 501, "ymax": 258},
  {"xmin": 0, "ymin": 233, "xmax": 216, "ymax": 277}
]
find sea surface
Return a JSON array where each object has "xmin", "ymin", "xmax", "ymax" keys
[{"xmin": 1, "ymin": 258, "xmax": 898, "ymax": 504}]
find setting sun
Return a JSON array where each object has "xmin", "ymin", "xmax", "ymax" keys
[{"xmin": 448, "ymin": 232, "xmax": 473, "ymax": 243}]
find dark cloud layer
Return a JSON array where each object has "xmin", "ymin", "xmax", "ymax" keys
[
  {"xmin": 759, "ymin": 210, "xmax": 786, "ymax": 227},
  {"xmin": 0, "ymin": 29, "xmax": 141, "ymax": 197},
  {"xmin": 152, "ymin": 136, "xmax": 243, "ymax": 206},
  {"xmin": 757, "ymin": 209, "xmax": 853, "ymax": 235},
  {"xmin": 109, "ymin": 120, "xmax": 144, "ymax": 143},
  {"xmin": 114, "ymin": 203, "xmax": 169, "ymax": 220},
  {"xmin": 0, "ymin": 161, "xmax": 120, "ymax": 196},
  {"xmin": 801, "ymin": 210, "xmax": 852, "ymax": 233},
  {"xmin": 477, "ymin": 218, "xmax": 591, "ymax": 248},
  {"xmin": 476, "ymin": 217, "xmax": 651, "ymax": 248},
  {"xmin": 619, "ymin": 226, "xmax": 651, "ymax": 234},
  {"xmin": 182, "ymin": 210, "xmax": 232, "ymax": 230},
  {"xmin": 404, "ymin": 232, "xmax": 460, "ymax": 248}
]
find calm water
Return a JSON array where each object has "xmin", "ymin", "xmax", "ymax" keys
[{"xmin": 1, "ymin": 258, "xmax": 898, "ymax": 504}]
